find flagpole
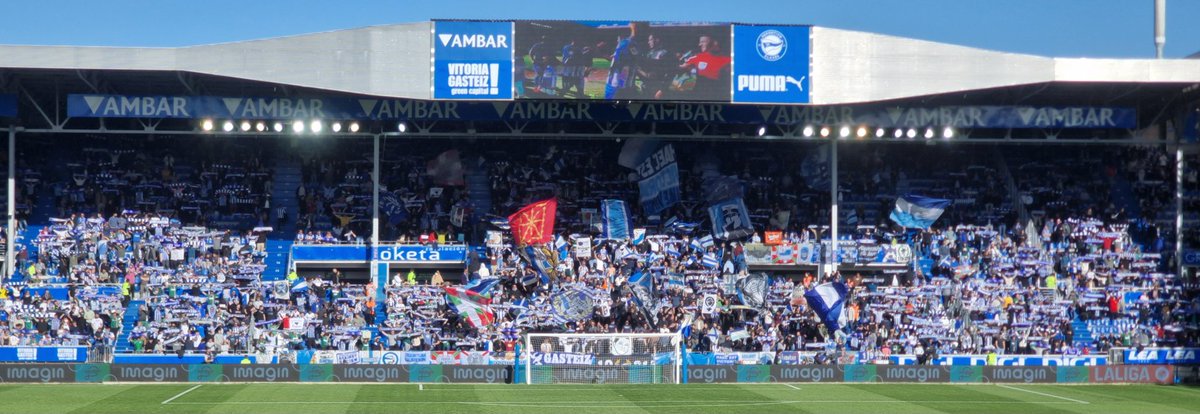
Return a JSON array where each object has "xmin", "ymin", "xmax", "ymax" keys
[
  {"xmin": 1176, "ymin": 145, "xmax": 1183, "ymax": 276},
  {"xmin": 829, "ymin": 139, "xmax": 839, "ymax": 277},
  {"xmin": 4, "ymin": 126, "xmax": 15, "ymax": 285},
  {"xmin": 372, "ymin": 132, "xmax": 381, "ymax": 249},
  {"xmin": 371, "ymin": 133, "xmax": 383, "ymax": 304}
]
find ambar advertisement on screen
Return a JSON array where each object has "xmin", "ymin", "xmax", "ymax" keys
[
  {"xmin": 514, "ymin": 21, "xmax": 731, "ymax": 101},
  {"xmin": 433, "ymin": 21, "xmax": 514, "ymax": 100}
]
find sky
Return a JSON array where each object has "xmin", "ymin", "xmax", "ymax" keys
[{"xmin": 1, "ymin": 0, "xmax": 1197, "ymax": 59}]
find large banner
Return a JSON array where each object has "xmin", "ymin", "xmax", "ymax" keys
[
  {"xmin": 433, "ymin": 21, "xmax": 514, "ymax": 100},
  {"xmin": 635, "ymin": 144, "xmax": 681, "ymax": 215},
  {"xmin": 514, "ymin": 21, "xmax": 731, "ymax": 101},
  {"xmin": 601, "ymin": 199, "xmax": 630, "ymax": 239},
  {"xmin": 731, "ymin": 25, "xmax": 811, "ymax": 104},
  {"xmin": 744, "ymin": 241, "xmax": 912, "ymax": 267},
  {"xmin": 708, "ymin": 198, "xmax": 753, "ymax": 240}
]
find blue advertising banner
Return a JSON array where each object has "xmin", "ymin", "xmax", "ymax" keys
[
  {"xmin": 433, "ymin": 21, "xmax": 514, "ymax": 100},
  {"xmin": 0, "ymin": 94, "xmax": 16, "ymax": 117},
  {"xmin": 375, "ymin": 244, "xmax": 468, "ymax": 263},
  {"xmin": 290, "ymin": 244, "xmax": 467, "ymax": 263},
  {"xmin": 732, "ymin": 25, "xmax": 810, "ymax": 104},
  {"xmin": 0, "ymin": 346, "xmax": 88, "ymax": 363},
  {"xmin": 1124, "ymin": 348, "xmax": 1200, "ymax": 365},
  {"xmin": 63, "ymin": 93, "xmax": 1138, "ymax": 129}
]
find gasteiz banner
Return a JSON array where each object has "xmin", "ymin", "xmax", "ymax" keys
[
  {"xmin": 433, "ymin": 21, "xmax": 514, "ymax": 100},
  {"xmin": 731, "ymin": 25, "xmax": 811, "ymax": 104},
  {"xmin": 514, "ymin": 21, "xmax": 731, "ymax": 101}
]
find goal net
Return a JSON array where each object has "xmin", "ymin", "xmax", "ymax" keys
[{"xmin": 524, "ymin": 333, "xmax": 681, "ymax": 384}]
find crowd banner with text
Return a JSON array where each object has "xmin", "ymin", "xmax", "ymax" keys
[
  {"xmin": 731, "ymin": 25, "xmax": 811, "ymax": 104},
  {"xmin": 635, "ymin": 144, "xmax": 681, "ymax": 215},
  {"xmin": 433, "ymin": 20, "xmax": 514, "ymax": 100},
  {"xmin": 513, "ymin": 21, "xmax": 731, "ymax": 101}
]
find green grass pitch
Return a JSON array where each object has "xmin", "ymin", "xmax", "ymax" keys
[{"xmin": 3, "ymin": 383, "xmax": 1198, "ymax": 413}]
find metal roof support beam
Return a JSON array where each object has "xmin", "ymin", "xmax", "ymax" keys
[{"xmin": 17, "ymin": 85, "xmax": 62, "ymax": 130}]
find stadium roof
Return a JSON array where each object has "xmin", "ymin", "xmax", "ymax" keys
[
  {"xmin": 2, "ymin": 23, "xmax": 1198, "ymax": 104},
  {"xmin": 0, "ymin": 22, "xmax": 1197, "ymax": 141}
]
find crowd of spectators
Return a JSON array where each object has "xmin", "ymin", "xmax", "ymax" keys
[
  {"xmin": 2, "ymin": 139, "xmax": 1196, "ymax": 365},
  {"xmin": 49, "ymin": 138, "xmax": 275, "ymax": 230}
]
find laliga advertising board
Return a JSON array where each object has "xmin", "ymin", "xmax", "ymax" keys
[
  {"xmin": 433, "ymin": 21, "xmax": 514, "ymax": 100},
  {"xmin": 732, "ymin": 25, "xmax": 811, "ymax": 104}
]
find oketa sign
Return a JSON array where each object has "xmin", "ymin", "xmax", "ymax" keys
[
  {"xmin": 289, "ymin": 244, "xmax": 467, "ymax": 264},
  {"xmin": 732, "ymin": 25, "xmax": 811, "ymax": 104},
  {"xmin": 433, "ymin": 21, "xmax": 514, "ymax": 100}
]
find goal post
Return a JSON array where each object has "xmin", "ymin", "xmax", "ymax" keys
[{"xmin": 523, "ymin": 332, "xmax": 682, "ymax": 384}]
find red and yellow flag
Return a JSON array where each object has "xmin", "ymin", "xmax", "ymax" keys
[{"xmin": 508, "ymin": 198, "xmax": 556, "ymax": 246}]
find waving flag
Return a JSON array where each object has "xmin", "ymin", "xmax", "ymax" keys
[
  {"xmin": 426, "ymin": 149, "xmax": 465, "ymax": 186},
  {"xmin": 664, "ymin": 216, "xmax": 700, "ymax": 233},
  {"xmin": 626, "ymin": 269, "xmax": 658, "ymax": 328},
  {"xmin": 521, "ymin": 245, "xmax": 559, "ymax": 284},
  {"xmin": 380, "ymin": 193, "xmax": 407, "ymax": 224},
  {"xmin": 508, "ymin": 198, "xmax": 557, "ymax": 246},
  {"xmin": 736, "ymin": 273, "xmax": 771, "ymax": 308},
  {"xmin": 889, "ymin": 194, "xmax": 951, "ymax": 229},
  {"xmin": 445, "ymin": 286, "xmax": 495, "ymax": 328},
  {"xmin": 488, "ymin": 217, "xmax": 511, "ymax": 230},
  {"xmin": 702, "ymin": 252, "xmax": 720, "ymax": 269},
  {"xmin": 465, "ymin": 278, "xmax": 499, "ymax": 296},
  {"xmin": 602, "ymin": 199, "xmax": 630, "ymax": 239},
  {"xmin": 632, "ymin": 228, "xmax": 647, "ymax": 245},
  {"xmin": 709, "ymin": 197, "xmax": 754, "ymax": 240},
  {"xmin": 555, "ymin": 235, "xmax": 570, "ymax": 261},
  {"xmin": 804, "ymin": 282, "xmax": 849, "ymax": 331},
  {"xmin": 290, "ymin": 279, "xmax": 309, "ymax": 293}
]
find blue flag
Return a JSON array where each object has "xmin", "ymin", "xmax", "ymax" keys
[
  {"xmin": 520, "ymin": 246, "xmax": 558, "ymax": 285},
  {"xmin": 804, "ymin": 282, "xmax": 849, "ymax": 331},
  {"xmin": 555, "ymin": 235, "xmax": 569, "ymax": 261},
  {"xmin": 889, "ymin": 194, "xmax": 951, "ymax": 229},
  {"xmin": 488, "ymin": 217, "xmax": 512, "ymax": 231},
  {"xmin": 708, "ymin": 198, "xmax": 754, "ymax": 240},
  {"xmin": 602, "ymin": 199, "xmax": 630, "ymax": 239},
  {"xmin": 291, "ymin": 279, "xmax": 309, "ymax": 293},
  {"xmin": 626, "ymin": 269, "xmax": 658, "ymax": 328},
  {"xmin": 465, "ymin": 278, "xmax": 499, "ymax": 296}
]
